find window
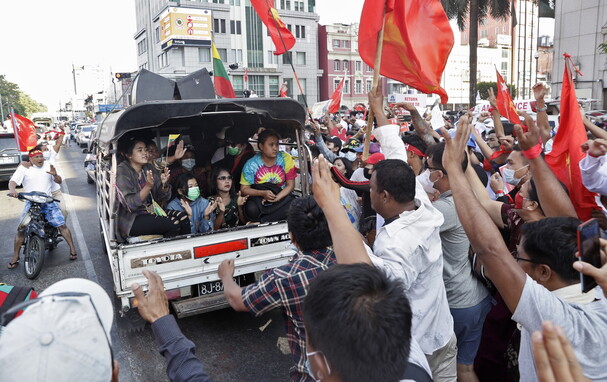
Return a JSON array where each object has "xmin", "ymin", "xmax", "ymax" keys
[
  {"xmin": 137, "ymin": 38, "xmax": 147, "ymax": 55},
  {"xmin": 295, "ymin": 25, "xmax": 305, "ymax": 39},
  {"xmin": 199, "ymin": 47, "xmax": 211, "ymax": 62},
  {"xmin": 286, "ymin": 0, "xmax": 291, "ymax": 10},
  {"xmin": 294, "ymin": 1, "xmax": 301, "ymax": 11},
  {"xmin": 282, "ymin": 51, "xmax": 293, "ymax": 64},
  {"xmin": 280, "ymin": 0, "xmax": 285, "ymax": 9},
  {"xmin": 229, "ymin": 0, "xmax": 240, "ymax": 5},
  {"xmin": 287, "ymin": 24, "xmax": 292, "ymax": 32},
  {"xmin": 343, "ymin": 40, "xmax": 350, "ymax": 48},
  {"xmin": 232, "ymin": 75, "xmax": 244, "ymax": 95},
  {"xmin": 365, "ymin": 64, "xmax": 372, "ymax": 72},
  {"xmin": 334, "ymin": 60, "xmax": 340, "ymax": 71},
  {"xmin": 366, "ymin": 80, "xmax": 372, "ymax": 93},
  {"xmin": 501, "ymin": 62, "xmax": 508, "ymax": 71},
  {"xmin": 230, "ymin": 20, "xmax": 242, "ymax": 34},
  {"xmin": 333, "ymin": 39, "xmax": 340, "ymax": 48},
  {"xmin": 269, "ymin": 76, "xmax": 280, "ymax": 95},
  {"xmin": 355, "ymin": 80, "xmax": 362, "ymax": 93},
  {"xmin": 246, "ymin": 5, "xmax": 264, "ymax": 68},
  {"xmin": 267, "ymin": 51, "xmax": 278, "ymax": 64},
  {"xmin": 178, "ymin": 47, "xmax": 185, "ymax": 66},
  {"xmin": 355, "ymin": 61, "xmax": 362, "ymax": 72},
  {"xmin": 249, "ymin": 75, "xmax": 265, "ymax": 96},
  {"xmin": 212, "ymin": 0, "xmax": 224, "ymax": 3},
  {"xmin": 342, "ymin": 60, "xmax": 349, "ymax": 72},
  {"xmin": 501, "ymin": 49, "xmax": 509, "ymax": 58},
  {"xmin": 155, "ymin": 27, "xmax": 160, "ymax": 43},
  {"xmin": 230, "ymin": 49, "xmax": 243, "ymax": 63},
  {"xmin": 297, "ymin": 78, "xmax": 306, "ymax": 104},
  {"xmin": 296, "ymin": 52, "xmax": 306, "ymax": 65},
  {"xmin": 344, "ymin": 80, "xmax": 350, "ymax": 93},
  {"xmin": 480, "ymin": 29, "xmax": 488, "ymax": 38},
  {"xmin": 213, "ymin": 18, "xmax": 227, "ymax": 33},
  {"xmin": 217, "ymin": 48, "xmax": 228, "ymax": 62},
  {"xmin": 334, "ymin": 79, "xmax": 340, "ymax": 91},
  {"xmin": 158, "ymin": 51, "xmax": 168, "ymax": 68},
  {"xmin": 284, "ymin": 78, "xmax": 293, "ymax": 98}
]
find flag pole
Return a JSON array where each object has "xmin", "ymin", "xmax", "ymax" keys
[
  {"xmin": 264, "ymin": 0, "xmax": 314, "ymax": 120},
  {"xmin": 363, "ymin": 7, "xmax": 386, "ymax": 161}
]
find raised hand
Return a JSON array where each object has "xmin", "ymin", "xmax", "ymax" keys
[
  {"xmin": 441, "ymin": 115, "xmax": 472, "ymax": 173},
  {"xmin": 131, "ymin": 270, "xmax": 170, "ymax": 324},
  {"xmin": 179, "ymin": 199, "xmax": 193, "ymax": 218},
  {"xmin": 145, "ymin": 169, "xmax": 154, "ymax": 187},
  {"xmin": 174, "ymin": 140, "xmax": 187, "ymax": 161},
  {"xmin": 312, "ymin": 154, "xmax": 341, "ymax": 209},
  {"xmin": 216, "ymin": 196, "xmax": 226, "ymax": 213},
  {"xmin": 490, "ymin": 173, "xmax": 505, "ymax": 193},
  {"xmin": 581, "ymin": 139, "xmax": 607, "ymax": 157},
  {"xmin": 204, "ymin": 199, "xmax": 217, "ymax": 219},
  {"xmin": 532, "ymin": 82, "xmax": 548, "ymax": 101},
  {"xmin": 499, "ymin": 135, "xmax": 515, "ymax": 150},
  {"xmin": 160, "ymin": 167, "xmax": 170, "ymax": 186},
  {"xmin": 514, "ymin": 113, "xmax": 541, "ymax": 151},
  {"xmin": 46, "ymin": 164, "xmax": 57, "ymax": 177},
  {"xmin": 487, "ymin": 87, "xmax": 498, "ymax": 108}
]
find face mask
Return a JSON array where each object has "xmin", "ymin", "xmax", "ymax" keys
[
  {"xmin": 43, "ymin": 151, "xmax": 51, "ymax": 160},
  {"xmin": 418, "ymin": 169, "xmax": 439, "ymax": 194},
  {"xmin": 227, "ymin": 146, "xmax": 241, "ymax": 156},
  {"xmin": 182, "ymin": 159, "xmax": 196, "ymax": 171},
  {"xmin": 305, "ymin": 359, "xmax": 319, "ymax": 382},
  {"xmin": 305, "ymin": 351, "xmax": 330, "ymax": 382},
  {"xmin": 503, "ymin": 165, "xmax": 529, "ymax": 186},
  {"xmin": 344, "ymin": 151, "xmax": 356, "ymax": 162},
  {"xmin": 363, "ymin": 167, "xmax": 372, "ymax": 180},
  {"xmin": 187, "ymin": 186, "xmax": 200, "ymax": 201}
]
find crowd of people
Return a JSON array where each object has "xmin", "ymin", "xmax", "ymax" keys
[{"xmin": 3, "ymin": 81, "xmax": 607, "ymax": 382}]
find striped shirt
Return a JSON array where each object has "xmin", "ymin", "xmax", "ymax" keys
[{"xmin": 241, "ymin": 248, "xmax": 336, "ymax": 382}]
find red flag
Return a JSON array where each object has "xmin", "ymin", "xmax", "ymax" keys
[
  {"xmin": 545, "ymin": 55, "xmax": 598, "ymax": 220},
  {"xmin": 244, "ymin": 67, "xmax": 249, "ymax": 84},
  {"xmin": 250, "ymin": 0, "xmax": 295, "ymax": 55},
  {"xmin": 358, "ymin": 0, "xmax": 453, "ymax": 104},
  {"xmin": 328, "ymin": 77, "xmax": 345, "ymax": 114},
  {"xmin": 495, "ymin": 69, "xmax": 522, "ymax": 125},
  {"xmin": 279, "ymin": 82, "xmax": 288, "ymax": 97},
  {"xmin": 11, "ymin": 113, "xmax": 38, "ymax": 151}
]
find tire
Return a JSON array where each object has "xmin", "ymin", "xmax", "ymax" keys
[
  {"xmin": 87, "ymin": 174, "xmax": 94, "ymax": 184},
  {"xmin": 24, "ymin": 235, "xmax": 46, "ymax": 280}
]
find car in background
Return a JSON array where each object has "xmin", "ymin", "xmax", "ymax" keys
[
  {"xmin": 0, "ymin": 132, "xmax": 27, "ymax": 182},
  {"xmin": 76, "ymin": 125, "xmax": 96, "ymax": 147}
]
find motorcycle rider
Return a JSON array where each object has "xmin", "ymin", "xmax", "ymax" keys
[{"xmin": 7, "ymin": 145, "xmax": 78, "ymax": 269}]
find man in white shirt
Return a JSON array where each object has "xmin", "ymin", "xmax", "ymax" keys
[
  {"xmin": 580, "ymin": 138, "xmax": 607, "ymax": 196},
  {"xmin": 7, "ymin": 145, "xmax": 78, "ymax": 269},
  {"xmin": 443, "ymin": 116, "xmax": 607, "ymax": 381}
]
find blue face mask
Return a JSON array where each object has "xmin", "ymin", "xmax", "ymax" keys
[
  {"xmin": 305, "ymin": 351, "xmax": 330, "ymax": 381},
  {"xmin": 182, "ymin": 159, "xmax": 196, "ymax": 171}
]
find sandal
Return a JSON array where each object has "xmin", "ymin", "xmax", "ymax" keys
[
  {"xmin": 7, "ymin": 261, "xmax": 19, "ymax": 269},
  {"xmin": 69, "ymin": 253, "xmax": 78, "ymax": 261}
]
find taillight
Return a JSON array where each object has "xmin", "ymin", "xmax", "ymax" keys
[{"xmin": 194, "ymin": 239, "xmax": 248, "ymax": 258}]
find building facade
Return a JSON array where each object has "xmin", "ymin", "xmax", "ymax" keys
[
  {"xmin": 318, "ymin": 23, "xmax": 388, "ymax": 110},
  {"xmin": 134, "ymin": 0, "xmax": 322, "ymax": 103},
  {"xmin": 552, "ymin": 1, "xmax": 607, "ymax": 107}
]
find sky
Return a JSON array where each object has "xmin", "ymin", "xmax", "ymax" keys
[{"xmin": 0, "ymin": 0, "xmax": 551, "ymax": 112}]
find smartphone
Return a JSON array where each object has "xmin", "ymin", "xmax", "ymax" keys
[{"xmin": 577, "ymin": 218, "xmax": 602, "ymax": 293}]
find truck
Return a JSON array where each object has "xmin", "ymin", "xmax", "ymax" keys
[{"xmin": 93, "ymin": 98, "xmax": 311, "ymax": 322}]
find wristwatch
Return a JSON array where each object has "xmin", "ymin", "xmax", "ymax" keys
[{"xmin": 535, "ymin": 105, "xmax": 547, "ymax": 112}]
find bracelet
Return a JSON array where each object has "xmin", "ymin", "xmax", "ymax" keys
[
  {"xmin": 589, "ymin": 152, "xmax": 602, "ymax": 158},
  {"xmin": 522, "ymin": 143, "xmax": 543, "ymax": 159},
  {"xmin": 495, "ymin": 192, "xmax": 505, "ymax": 197},
  {"xmin": 536, "ymin": 105, "xmax": 547, "ymax": 112},
  {"xmin": 495, "ymin": 190, "xmax": 504, "ymax": 195}
]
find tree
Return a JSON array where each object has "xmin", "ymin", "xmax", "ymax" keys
[
  {"xmin": 477, "ymin": 81, "xmax": 516, "ymax": 100},
  {"xmin": 440, "ymin": 0, "xmax": 512, "ymax": 107},
  {"xmin": 0, "ymin": 75, "xmax": 47, "ymax": 119}
]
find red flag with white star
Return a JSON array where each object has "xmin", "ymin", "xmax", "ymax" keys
[{"xmin": 495, "ymin": 69, "xmax": 521, "ymax": 125}]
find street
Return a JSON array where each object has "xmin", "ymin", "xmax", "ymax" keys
[{"xmin": 0, "ymin": 144, "xmax": 293, "ymax": 382}]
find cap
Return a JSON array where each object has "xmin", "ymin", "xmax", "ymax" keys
[
  {"xmin": 326, "ymin": 136, "xmax": 342, "ymax": 150},
  {"xmin": 364, "ymin": 152, "xmax": 385, "ymax": 165},
  {"xmin": 354, "ymin": 142, "xmax": 380, "ymax": 154},
  {"xmin": 342, "ymin": 138, "xmax": 361, "ymax": 152},
  {"xmin": 0, "ymin": 279, "xmax": 114, "ymax": 382}
]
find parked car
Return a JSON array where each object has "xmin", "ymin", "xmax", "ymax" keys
[
  {"xmin": 0, "ymin": 133, "xmax": 27, "ymax": 182},
  {"xmin": 76, "ymin": 125, "xmax": 95, "ymax": 147}
]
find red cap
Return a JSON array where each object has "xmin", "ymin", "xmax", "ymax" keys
[{"xmin": 365, "ymin": 153, "xmax": 385, "ymax": 165}]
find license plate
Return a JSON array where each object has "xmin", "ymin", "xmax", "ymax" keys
[
  {"xmin": 0, "ymin": 156, "xmax": 17, "ymax": 164},
  {"xmin": 199, "ymin": 276, "xmax": 243, "ymax": 296}
]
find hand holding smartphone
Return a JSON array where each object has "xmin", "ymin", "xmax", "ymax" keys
[{"xmin": 577, "ymin": 219, "xmax": 602, "ymax": 293}]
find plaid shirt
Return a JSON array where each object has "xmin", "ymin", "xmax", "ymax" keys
[{"xmin": 241, "ymin": 247, "xmax": 336, "ymax": 382}]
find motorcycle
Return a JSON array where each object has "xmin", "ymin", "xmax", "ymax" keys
[{"xmin": 14, "ymin": 191, "xmax": 62, "ymax": 279}]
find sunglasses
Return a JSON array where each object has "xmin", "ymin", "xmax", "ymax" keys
[
  {"xmin": 217, "ymin": 175, "xmax": 233, "ymax": 181},
  {"xmin": 0, "ymin": 292, "xmax": 114, "ymax": 371}
]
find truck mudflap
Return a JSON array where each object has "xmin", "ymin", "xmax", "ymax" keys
[{"xmin": 114, "ymin": 222, "xmax": 294, "ymax": 313}]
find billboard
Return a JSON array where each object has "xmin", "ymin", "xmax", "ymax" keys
[{"xmin": 160, "ymin": 7, "xmax": 213, "ymax": 50}]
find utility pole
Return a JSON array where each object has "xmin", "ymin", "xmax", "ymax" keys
[{"xmin": 0, "ymin": 93, "xmax": 4, "ymax": 123}]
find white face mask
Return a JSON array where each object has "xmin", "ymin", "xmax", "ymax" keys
[
  {"xmin": 344, "ymin": 151, "xmax": 357, "ymax": 162},
  {"xmin": 417, "ymin": 169, "xmax": 439, "ymax": 194},
  {"xmin": 43, "ymin": 151, "xmax": 51, "ymax": 160},
  {"xmin": 503, "ymin": 165, "xmax": 529, "ymax": 186},
  {"xmin": 182, "ymin": 159, "xmax": 196, "ymax": 171}
]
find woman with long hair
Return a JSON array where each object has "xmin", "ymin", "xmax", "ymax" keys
[{"xmin": 208, "ymin": 168, "xmax": 248, "ymax": 229}]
